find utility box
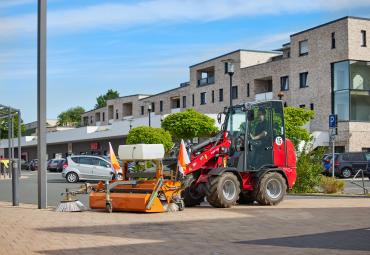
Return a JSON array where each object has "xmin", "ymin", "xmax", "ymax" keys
[{"xmin": 118, "ymin": 144, "xmax": 165, "ymax": 160}]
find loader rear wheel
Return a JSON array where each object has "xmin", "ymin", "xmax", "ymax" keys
[
  {"xmin": 255, "ymin": 172, "xmax": 286, "ymax": 206},
  {"xmin": 207, "ymin": 172, "xmax": 240, "ymax": 208}
]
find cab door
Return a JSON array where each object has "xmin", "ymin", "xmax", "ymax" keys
[{"xmin": 246, "ymin": 104, "xmax": 273, "ymax": 170}]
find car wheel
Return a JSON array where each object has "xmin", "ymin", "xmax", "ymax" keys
[
  {"xmin": 341, "ymin": 168, "xmax": 352, "ymax": 178},
  {"xmin": 66, "ymin": 172, "xmax": 79, "ymax": 183}
]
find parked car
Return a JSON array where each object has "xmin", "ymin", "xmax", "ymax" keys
[
  {"xmin": 324, "ymin": 152, "xmax": 370, "ymax": 178},
  {"xmin": 62, "ymin": 155, "xmax": 114, "ymax": 183},
  {"xmin": 47, "ymin": 158, "xmax": 66, "ymax": 172},
  {"xmin": 28, "ymin": 159, "xmax": 38, "ymax": 171}
]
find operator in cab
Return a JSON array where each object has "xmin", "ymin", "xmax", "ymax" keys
[{"xmin": 250, "ymin": 108, "xmax": 268, "ymax": 141}]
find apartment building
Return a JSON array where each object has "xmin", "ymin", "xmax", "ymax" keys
[{"xmin": 80, "ymin": 16, "xmax": 370, "ymax": 152}]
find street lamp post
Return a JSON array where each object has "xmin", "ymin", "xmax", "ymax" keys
[
  {"xmin": 147, "ymin": 104, "xmax": 152, "ymax": 127},
  {"xmin": 225, "ymin": 61, "xmax": 235, "ymax": 107}
]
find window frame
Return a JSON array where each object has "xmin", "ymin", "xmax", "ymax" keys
[
  {"xmin": 361, "ymin": 30, "xmax": 367, "ymax": 47},
  {"xmin": 219, "ymin": 88, "xmax": 224, "ymax": 102},
  {"xmin": 299, "ymin": 40, "xmax": 309, "ymax": 56},
  {"xmin": 200, "ymin": 92, "xmax": 207, "ymax": 105},
  {"xmin": 231, "ymin": 86, "xmax": 238, "ymax": 100},
  {"xmin": 299, "ymin": 72, "xmax": 309, "ymax": 88},
  {"xmin": 280, "ymin": 76, "xmax": 289, "ymax": 91}
]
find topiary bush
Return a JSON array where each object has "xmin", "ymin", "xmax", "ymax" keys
[
  {"xmin": 126, "ymin": 126, "xmax": 174, "ymax": 154},
  {"xmin": 320, "ymin": 176, "xmax": 345, "ymax": 194},
  {"xmin": 161, "ymin": 109, "xmax": 219, "ymax": 140}
]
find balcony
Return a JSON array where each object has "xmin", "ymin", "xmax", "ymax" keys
[
  {"xmin": 255, "ymin": 92, "xmax": 273, "ymax": 101},
  {"xmin": 197, "ymin": 76, "xmax": 215, "ymax": 86}
]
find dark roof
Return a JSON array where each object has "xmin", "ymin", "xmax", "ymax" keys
[
  {"xmin": 290, "ymin": 16, "xmax": 370, "ymax": 37},
  {"xmin": 189, "ymin": 49, "xmax": 280, "ymax": 68}
]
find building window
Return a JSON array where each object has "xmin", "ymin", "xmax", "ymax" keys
[
  {"xmin": 299, "ymin": 104, "xmax": 306, "ymax": 108},
  {"xmin": 224, "ymin": 62, "xmax": 228, "ymax": 74},
  {"xmin": 284, "ymin": 102, "xmax": 287, "ymax": 107},
  {"xmin": 160, "ymin": 100, "xmax": 163, "ymax": 112},
  {"xmin": 151, "ymin": 102, "xmax": 155, "ymax": 112},
  {"xmin": 331, "ymin": 32, "xmax": 336, "ymax": 49},
  {"xmin": 141, "ymin": 106, "xmax": 144, "ymax": 115},
  {"xmin": 247, "ymin": 83, "xmax": 250, "ymax": 97},
  {"xmin": 182, "ymin": 96, "xmax": 186, "ymax": 108},
  {"xmin": 361, "ymin": 30, "xmax": 367, "ymax": 47},
  {"xmin": 299, "ymin": 40, "xmax": 308, "ymax": 56},
  {"xmin": 192, "ymin": 94, "xmax": 194, "ymax": 106},
  {"xmin": 116, "ymin": 109, "xmax": 119, "ymax": 119},
  {"xmin": 90, "ymin": 116, "xmax": 93, "ymax": 124},
  {"xmin": 211, "ymin": 90, "xmax": 214, "ymax": 103},
  {"xmin": 219, "ymin": 89, "xmax": 224, "ymax": 102},
  {"xmin": 231, "ymin": 86, "xmax": 238, "ymax": 99},
  {"xmin": 200, "ymin": 92, "xmax": 206, "ymax": 105},
  {"xmin": 102, "ymin": 112, "xmax": 105, "ymax": 122},
  {"xmin": 332, "ymin": 60, "xmax": 370, "ymax": 121},
  {"xmin": 299, "ymin": 72, "xmax": 309, "ymax": 88},
  {"xmin": 280, "ymin": 76, "xmax": 289, "ymax": 91},
  {"xmin": 310, "ymin": 103, "xmax": 314, "ymax": 110}
]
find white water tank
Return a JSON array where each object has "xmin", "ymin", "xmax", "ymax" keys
[{"xmin": 118, "ymin": 144, "xmax": 165, "ymax": 160}]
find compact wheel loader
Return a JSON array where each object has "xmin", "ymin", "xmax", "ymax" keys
[{"xmin": 181, "ymin": 100, "xmax": 297, "ymax": 208}]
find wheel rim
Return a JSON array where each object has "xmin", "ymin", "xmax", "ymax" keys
[
  {"xmin": 266, "ymin": 179, "xmax": 282, "ymax": 199},
  {"xmin": 343, "ymin": 169, "xmax": 351, "ymax": 178},
  {"xmin": 223, "ymin": 180, "xmax": 236, "ymax": 201},
  {"xmin": 68, "ymin": 173, "xmax": 77, "ymax": 182}
]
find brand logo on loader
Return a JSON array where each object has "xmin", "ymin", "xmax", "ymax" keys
[{"xmin": 275, "ymin": 136, "xmax": 283, "ymax": 146}]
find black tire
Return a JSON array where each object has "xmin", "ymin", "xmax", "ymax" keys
[
  {"xmin": 238, "ymin": 191, "xmax": 255, "ymax": 205},
  {"xmin": 106, "ymin": 202, "xmax": 112, "ymax": 213},
  {"xmin": 206, "ymin": 172, "xmax": 240, "ymax": 208},
  {"xmin": 341, "ymin": 168, "xmax": 352, "ymax": 179},
  {"xmin": 66, "ymin": 172, "xmax": 79, "ymax": 183},
  {"xmin": 182, "ymin": 175, "xmax": 204, "ymax": 207},
  {"xmin": 255, "ymin": 172, "xmax": 286, "ymax": 206}
]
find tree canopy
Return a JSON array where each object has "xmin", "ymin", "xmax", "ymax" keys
[
  {"xmin": 57, "ymin": 106, "xmax": 85, "ymax": 127},
  {"xmin": 284, "ymin": 106, "xmax": 314, "ymax": 148},
  {"xmin": 126, "ymin": 126, "xmax": 174, "ymax": 153},
  {"xmin": 161, "ymin": 109, "xmax": 219, "ymax": 140},
  {"xmin": 0, "ymin": 114, "xmax": 26, "ymax": 139},
  {"xmin": 95, "ymin": 89, "xmax": 120, "ymax": 109}
]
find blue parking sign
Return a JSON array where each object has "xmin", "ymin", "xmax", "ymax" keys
[{"xmin": 329, "ymin": 114, "xmax": 337, "ymax": 128}]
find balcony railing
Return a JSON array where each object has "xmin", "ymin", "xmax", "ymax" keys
[
  {"xmin": 197, "ymin": 76, "xmax": 215, "ymax": 86},
  {"xmin": 255, "ymin": 92, "xmax": 273, "ymax": 101}
]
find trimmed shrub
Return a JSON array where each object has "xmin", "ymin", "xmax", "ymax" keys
[
  {"xmin": 126, "ymin": 126, "xmax": 174, "ymax": 154},
  {"xmin": 320, "ymin": 176, "xmax": 345, "ymax": 194}
]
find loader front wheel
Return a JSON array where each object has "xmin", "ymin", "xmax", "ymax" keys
[
  {"xmin": 182, "ymin": 175, "xmax": 204, "ymax": 207},
  {"xmin": 207, "ymin": 172, "xmax": 240, "ymax": 208},
  {"xmin": 255, "ymin": 172, "xmax": 286, "ymax": 206}
]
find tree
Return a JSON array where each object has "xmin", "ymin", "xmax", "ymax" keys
[
  {"xmin": 126, "ymin": 126, "xmax": 174, "ymax": 153},
  {"xmin": 161, "ymin": 109, "xmax": 219, "ymax": 140},
  {"xmin": 57, "ymin": 106, "xmax": 85, "ymax": 127},
  {"xmin": 284, "ymin": 106, "xmax": 314, "ymax": 148},
  {"xmin": 95, "ymin": 89, "xmax": 120, "ymax": 109},
  {"xmin": 0, "ymin": 114, "xmax": 26, "ymax": 139}
]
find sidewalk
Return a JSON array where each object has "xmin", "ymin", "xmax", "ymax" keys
[{"xmin": 0, "ymin": 198, "xmax": 369, "ymax": 255}]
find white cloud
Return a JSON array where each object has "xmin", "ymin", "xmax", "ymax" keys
[{"xmin": 1, "ymin": 0, "xmax": 370, "ymax": 38}]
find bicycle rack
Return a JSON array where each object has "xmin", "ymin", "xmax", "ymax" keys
[{"xmin": 350, "ymin": 169, "xmax": 368, "ymax": 195}]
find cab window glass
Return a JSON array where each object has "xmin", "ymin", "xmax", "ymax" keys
[{"xmin": 79, "ymin": 157, "xmax": 93, "ymax": 165}]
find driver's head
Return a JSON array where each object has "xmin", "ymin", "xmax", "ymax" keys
[{"xmin": 258, "ymin": 109, "xmax": 266, "ymax": 121}]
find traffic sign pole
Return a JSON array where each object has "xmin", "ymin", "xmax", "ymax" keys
[{"xmin": 329, "ymin": 114, "xmax": 337, "ymax": 178}]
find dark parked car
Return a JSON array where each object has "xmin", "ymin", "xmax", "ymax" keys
[
  {"xmin": 325, "ymin": 152, "xmax": 370, "ymax": 178},
  {"xmin": 47, "ymin": 159, "xmax": 66, "ymax": 172}
]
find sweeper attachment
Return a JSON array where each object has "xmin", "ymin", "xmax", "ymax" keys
[
  {"xmin": 89, "ymin": 144, "xmax": 184, "ymax": 213},
  {"xmin": 56, "ymin": 183, "xmax": 92, "ymax": 212}
]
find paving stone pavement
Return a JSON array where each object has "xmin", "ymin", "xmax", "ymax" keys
[{"xmin": 0, "ymin": 198, "xmax": 369, "ymax": 255}]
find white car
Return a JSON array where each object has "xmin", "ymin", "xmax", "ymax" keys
[{"xmin": 62, "ymin": 155, "xmax": 115, "ymax": 183}]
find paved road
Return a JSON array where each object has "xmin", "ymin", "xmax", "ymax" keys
[
  {"xmin": 0, "ymin": 171, "xmax": 369, "ymax": 207},
  {"xmin": 0, "ymin": 198, "xmax": 369, "ymax": 255},
  {"xmin": 0, "ymin": 170, "xmax": 92, "ymax": 206}
]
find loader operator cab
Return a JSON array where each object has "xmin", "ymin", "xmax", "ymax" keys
[{"xmin": 224, "ymin": 101, "xmax": 285, "ymax": 171}]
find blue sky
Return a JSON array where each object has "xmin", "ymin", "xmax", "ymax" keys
[{"xmin": 1, "ymin": 0, "xmax": 370, "ymax": 123}]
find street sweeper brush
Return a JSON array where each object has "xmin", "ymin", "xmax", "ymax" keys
[{"xmin": 56, "ymin": 184, "xmax": 91, "ymax": 212}]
